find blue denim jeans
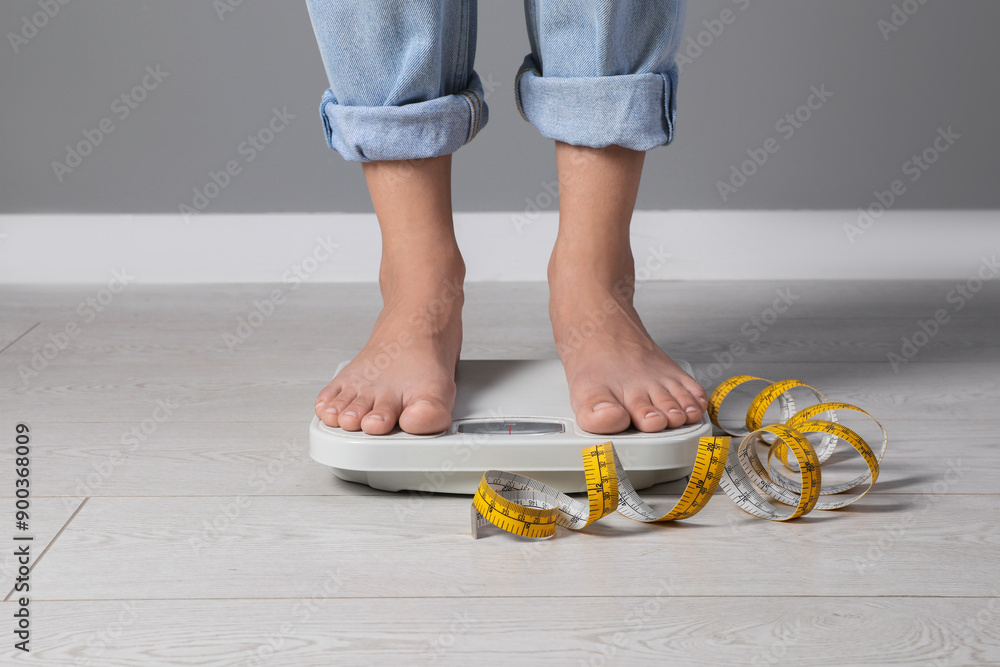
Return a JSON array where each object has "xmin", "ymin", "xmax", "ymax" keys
[{"xmin": 304, "ymin": 0, "xmax": 686, "ymax": 162}]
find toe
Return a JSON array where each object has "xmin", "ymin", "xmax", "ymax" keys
[
  {"xmin": 625, "ymin": 390, "xmax": 669, "ymax": 433},
  {"xmin": 679, "ymin": 376, "xmax": 709, "ymax": 409},
  {"xmin": 574, "ymin": 388, "xmax": 631, "ymax": 435},
  {"xmin": 361, "ymin": 395, "xmax": 403, "ymax": 435},
  {"xmin": 315, "ymin": 384, "xmax": 342, "ymax": 421},
  {"xmin": 650, "ymin": 386, "xmax": 689, "ymax": 429},
  {"xmin": 664, "ymin": 380, "xmax": 704, "ymax": 424},
  {"xmin": 399, "ymin": 396, "xmax": 453, "ymax": 435},
  {"xmin": 338, "ymin": 394, "xmax": 375, "ymax": 432},
  {"xmin": 320, "ymin": 388, "xmax": 356, "ymax": 427}
]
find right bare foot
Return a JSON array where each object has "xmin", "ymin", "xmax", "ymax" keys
[{"xmin": 314, "ymin": 250, "xmax": 465, "ymax": 435}]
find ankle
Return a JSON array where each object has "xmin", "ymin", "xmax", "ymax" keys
[
  {"xmin": 379, "ymin": 244, "xmax": 466, "ymax": 306},
  {"xmin": 548, "ymin": 237, "xmax": 635, "ymax": 300}
]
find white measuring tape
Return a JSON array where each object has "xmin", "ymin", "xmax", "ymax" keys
[{"xmin": 471, "ymin": 375, "xmax": 887, "ymax": 538}]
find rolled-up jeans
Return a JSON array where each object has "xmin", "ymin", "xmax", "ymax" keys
[{"xmin": 304, "ymin": 0, "xmax": 686, "ymax": 162}]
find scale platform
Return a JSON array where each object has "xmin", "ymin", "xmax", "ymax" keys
[{"xmin": 309, "ymin": 358, "xmax": 710, "ymax": 494}]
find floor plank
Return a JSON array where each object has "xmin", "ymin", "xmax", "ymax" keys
[
  {"xmin": 4, "ymin": 316, "xmax": 998, "ymax": 366},
  {"xmin": 27, "ymin": 494, "xmax": 1000, "ymax": 600},
  {"xmin": 2, "ymin": 281, "xmax": 998, "ymax": 321},
  {"xmin": 2, "ymin": 281, "xmax": 998, "ymax": 665},
  {"xmin": 0, "ymin": 498, "xmax": 84, "ymax": 598},
  {"xmin": 2, "ymin": 361, "xmax": 997, "ymax": 422},
  {"xmin": 0, "ymin": 321, "xmax": 39, "ymax": 354},
  {"xmin": 0, "ymin": 419, "xmax": 991, "ymax": 498},
  {"xmin": 5, "ymin": 597, "xmax": 999, "ymax": 666}
]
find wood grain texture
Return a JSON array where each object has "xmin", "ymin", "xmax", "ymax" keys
[
  {"xmin": 2, "ymin": 281, "xmax": 998, "ymax": 321},
  {"xmin": 4, "ymin": 597, "xmax": 999, "ymax": 666},
  {"xmin": 1, "ymin": 281, "xmax": 998, "ymax": 665},
  {"xmin": 0, "ymin": 321, "xmax": 38, "ymax": 353},
  {"xmin": 28, "ymin": 494, "xmax": 1000, "ymax": 600},
  {"xmin": 2, "ymin": 361, "xmax": 997, "ymax": 423},
  {"xmin": 0, "ymin": 420, "xmax": 992, "ymax": 498},
  {"xmin": 4, "ymin": 316, "xmax": 999, "ymax": 366},
  {"xmin": 1, "ymin": 497, "xmax": 84, "ymax": 597}
]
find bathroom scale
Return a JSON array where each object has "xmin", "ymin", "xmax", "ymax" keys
[{"xmin": 309, "ymin": 358, "xmax": 711, "ymax": 494}]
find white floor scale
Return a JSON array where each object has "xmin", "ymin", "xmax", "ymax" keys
[{"xmin": 309, "ymin": 359, "xmax": 711, "ymax": 494}]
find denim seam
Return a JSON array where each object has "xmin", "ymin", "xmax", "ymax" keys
[
  {"xmin": 659, "ymin": 68, "xmax": 678, "ymax": 145},
  {"xmin": 471, "ymin": 89, "xmax": 483, "ymax": 138},
  {"xmin": 319, "ymin": 96, "xmax": 336, "ymax": 153},
  {"xmin": 661, "ymin": 73, "xmax": 672, "ymax": 145},
  {"xmin": 514, "ymin": 63, "xmax": 539, "ymax": 123},
  {"xmin": 458, "ymin": 90, "xmax": 480, "ymax": 143}
]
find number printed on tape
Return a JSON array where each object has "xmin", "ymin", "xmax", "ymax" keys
[{"xmin": 471, "ymin": 376, "xmax": 887, "ymax": 539}]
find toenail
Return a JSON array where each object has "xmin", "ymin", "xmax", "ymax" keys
[
  {"xmin": 593, "ymin": 402, "xmax": 618, "ymax": 412},
  {"xmin": 685, "ymin": 406, "xmax": 700, "ymax": 414},
  {"xmin": 698, "ymin": 397, "xmax": 708, "ymax": 406},
  {"xmin": 365, "ymin": 414, "xmax": 385, "ymax": 422},
  {"xmin": 343, "ymin": 410, "xmax": 358, "ymax": 418},
  {"xmin": 315, "ymin": 398, "xmax": 326, "ymax": 406},
  {"xmin": 645, "ymin": 411, "xmax": 660, "ymax": 419},
  {"xmin": 324, "ymin": 406, "xmax": 339, "ymax": 415},
  {"xmin": 668, "ymin": 409, "xmax": 683, "ymax": 416}
]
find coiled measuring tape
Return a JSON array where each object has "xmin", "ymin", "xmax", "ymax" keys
[{"xmin": 471, "ymin": 375, "xmax": 887, "ymax": 539}]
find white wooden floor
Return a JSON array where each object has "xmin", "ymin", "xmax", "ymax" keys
[{"xmin": 1, "ymin": 281, "xmax": 998, "ymax": 666}]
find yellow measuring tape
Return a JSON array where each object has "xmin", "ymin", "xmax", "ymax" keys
[{"xmin": 471, "ymin": 375, "xmax": 887, "ymax": 539}]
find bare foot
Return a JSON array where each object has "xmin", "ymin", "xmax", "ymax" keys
[
  {"xmin": 314, "ymin": 253, "xmax": 465, "ymax": 435},
  {"xmin": 546, "ymin": 141, "xmax": 707, "ymax": 434},
  {"xmin": 548, "ymin": 242, "xmax": 708, "ymax": 435},
  {"xmin": 315, "ymin": 153, "xmax": 466, "ymax": 435}
]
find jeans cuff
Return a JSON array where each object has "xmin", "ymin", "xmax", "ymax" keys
[
  {"xmin": 514, "ymin": 54, "xmax": 678, "ymax": 151},
  {"xmin": 320, "ymin": 71, "xmax": 488, "ymax": 162}
]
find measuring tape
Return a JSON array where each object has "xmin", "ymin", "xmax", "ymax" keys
[{"xmin": 471, "ymin": 375, "xmax": 887, "ymax": 539}]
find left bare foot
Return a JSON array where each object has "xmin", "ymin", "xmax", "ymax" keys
[
  {"xmin": 547, "ymin": 240, "xmax": 708, "ymax": 435},
  {"xmin": 545, "ymin": 140, "xmax": 708, "ymax": 434}
]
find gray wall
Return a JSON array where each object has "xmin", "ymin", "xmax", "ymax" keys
[{"xmin": 2, "ymin": 0, "xmax": 997, "ymax": 214}]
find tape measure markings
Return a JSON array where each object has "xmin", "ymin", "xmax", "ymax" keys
[{"xmin": 472, "ymin": 376, "xmax": 888, "ymax": 538}]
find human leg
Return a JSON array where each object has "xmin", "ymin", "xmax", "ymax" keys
[
  {"xmin": 517, "ymin": 0, "xmax": 706, "ymax": 434},
  {"xmin": 305, "ymin": 0, "xmax": 485, "ymax": 434}
]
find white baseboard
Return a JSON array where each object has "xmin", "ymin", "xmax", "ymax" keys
[{"xmin": 0, "ymin": 211, "xmax": 996, "ymax": 283}]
